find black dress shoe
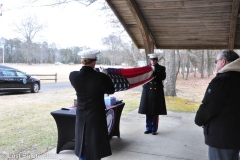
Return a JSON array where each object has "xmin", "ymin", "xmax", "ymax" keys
[
  {"xmin": 152, "ymin": 132, "xmax": 157, "ymax": 135},
  {"xmin": 144, "ymin": 130, "xmax": 152, "ymax": 134}
]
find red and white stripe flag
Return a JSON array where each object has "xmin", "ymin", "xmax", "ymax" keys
[{"xmin": 97, "ymin": 66, "xmax": 154, "ymax": 92}]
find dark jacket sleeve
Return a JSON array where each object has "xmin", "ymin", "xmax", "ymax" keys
[
  {"xmin": 101, "ymin": 73, "xmax": 115, "ymax": 95},
  {"xmin": 155, "ymin": 65, "xmax": 166, "ymax": 81},
  {"xmin": 194, "ymin": 75, "xmax": 229, "ymax": 126}
]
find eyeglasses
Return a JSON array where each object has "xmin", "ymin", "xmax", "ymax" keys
[{"xmin": 215, "ymin": 58, "xmax": 222, "ymax": 64}]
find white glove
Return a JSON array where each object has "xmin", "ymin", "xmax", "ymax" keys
[
  {"xmin": 99, "ymin": 67, "xmax": 108, "ymax": 75},
  {"xmin": 151, "ymin": 65, "xmax": 155, "ymax": 72}
]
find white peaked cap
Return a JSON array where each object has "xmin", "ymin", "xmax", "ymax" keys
[
  {"xmin": 148, "ymin": 54, "xmax": 158, "ymax": 59},
  {"xmin": 78, "ymin": 49, "xmax": 100, "ymax": 59}
]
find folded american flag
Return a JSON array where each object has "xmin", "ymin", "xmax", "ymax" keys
[{"xmin": 96, "ymin": 66, "xmax": 154, "ymax": 92}]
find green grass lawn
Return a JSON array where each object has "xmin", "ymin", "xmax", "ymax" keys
[
  {"xmin": 0, "ymin": 88, "xmax": 201, "ymax": 159},
  {"xmin": 166, "ymin": 96, "xmax": 201, "ymax": 113}
]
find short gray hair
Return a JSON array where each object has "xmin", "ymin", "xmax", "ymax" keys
[{"xmin": 218, "ymin": 50, "xmax": 239, "ymax": 64}]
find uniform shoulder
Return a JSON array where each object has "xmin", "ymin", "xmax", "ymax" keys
[
  {"xmin": 158, "ymin": 64, "xmax": 165, "ymax": 69},
  {"xmin": 69, "ymin": 71, "xmax": 79, "ymax": 76},
  {"xmin": 155, "ymin": 64, "xmax": 165, "ymax": 71},
  {"xmin": 155, "ymin": 63, "xmax": 164, "ymax": 67},
  {"xmin": 96, "ymin": 71, "xmax": 109, "ymax": 78},
  {"xmin": 70, "ymin": 71, "xmax": 78, "ymax": 74}
]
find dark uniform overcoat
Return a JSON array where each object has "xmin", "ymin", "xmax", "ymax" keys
[
  {"xmin": 138, "ymin": 63, "xmax": 167, "ymax": 115},
  {"xmin": 69, "ymin": 66, "xmax": 115, "ymax": 159}
]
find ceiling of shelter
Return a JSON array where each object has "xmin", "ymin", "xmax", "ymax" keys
[{"xmin": 105, "ymin": 0, "xmax": 240, "ymax": 50}]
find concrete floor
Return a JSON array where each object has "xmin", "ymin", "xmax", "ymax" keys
[{"xmin": 35, "ymin": 109, "xmax": 209, "ymax": 160}]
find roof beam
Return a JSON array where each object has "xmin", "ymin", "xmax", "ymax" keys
[
  {"xmin": 105, "ymin": 0, "xmax": 140, "ymax": 48},
  {"xmin": 125, "ymin": 0, "xmax": 156, "ymax": 55},
  {"xmin": 228, "ymin": 0, "xmax": 240, "ymax": 49}
]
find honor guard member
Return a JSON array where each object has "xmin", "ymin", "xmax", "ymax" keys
[
  {"xmin": 69, "ymin": 49, "xmax": 115, "ymax": 160},
  {"xmin": 138, "ymin": 53, "xmax": 167, "ymax": 135}
]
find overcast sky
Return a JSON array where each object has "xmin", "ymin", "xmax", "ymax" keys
[{"xmin": 0, "ymin": 0, "xmax": 116, "ymax": 49}]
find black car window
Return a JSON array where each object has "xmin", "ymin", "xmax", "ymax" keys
[
  {"xmin": 1, "ymin": 70, "xmax": 16, "ymax": 77},
  {"xmin": 16, "ymin": 71, "xmax": 28, "ymax": 78},
  {"xmin": 0, "ymin": 71, "xmax": 3, "ymax": 76}
]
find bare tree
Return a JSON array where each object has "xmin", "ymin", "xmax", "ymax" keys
[
  {"xmin": 13, "ymin": 15, "xmax": 44, "ymax": 44},
  {"xmin": 175, "ymin": 50, "xmax": 181, "ymax": 84},
  {"xmin": 200, "ymin": 50, "xmax": 204, "ymax": 78},
  {"xmin": 13, "ymin": 15, "xmax": 45, "ymax": 64},
  {"xmin": 120, "ymin": 42, "xmax": 145, "ymax": 67},
  {"xmin": 164, "ymin": 50, "xmax": 177, "ymax": 96},
  {"xmin": 188, "ymin": 51, "xmax": 198, "ymax": 77},
  {"xmin": 180, "ymin": 51, "xmax": 187, "ymax": 79},
  {"xmin": 5, "ymin": 38, "xmax": 22, "ymax": 63},
  {"xmin": 102, "ymin": 35, "xmax": 122, "ymax": 65},
  {"xmin": 185, "ymin": 52, "xmax": 190, "ymax": 80},
  {"xmin": 26, "ymin": 0, "xmax": 97, "ymax": 7},
  {"xmin": 206, "ymin": 50, "xmax": 213, "ymax": 77},
  {"xmin": 99, "ymin": 1, "xmax": 124, "ymax": 30}
]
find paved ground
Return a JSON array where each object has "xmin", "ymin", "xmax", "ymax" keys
[{"xmin": 36, "ymin": 109, "xmax": 208, "ymax": 160}]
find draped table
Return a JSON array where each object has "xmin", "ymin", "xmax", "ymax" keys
[{"xmin": 50, "ymin": 102, "xmax": 125, "ymax": 154}]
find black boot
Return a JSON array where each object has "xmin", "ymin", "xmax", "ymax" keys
[{"xmin": 144, "ymin": 130, "xmax": 151, "ymax": 134}]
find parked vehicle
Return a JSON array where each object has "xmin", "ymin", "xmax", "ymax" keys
[
  {"xmin": 54, "ymin": 62, "xmax": 63, "ymax": 65},
  {"xmin": 0, "ymin": 65, "xmax": 41, "ymax": 93},
  {"xmin": 68, "ymin": 62, "xmax": 74, "ymax": 65}
]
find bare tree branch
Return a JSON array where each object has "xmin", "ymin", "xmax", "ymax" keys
[
  {"xmin": 13, "ymin": 15, "xmax": 45, "ymax": 43},
  {"xmin": 26, "ymin": 0, "xmax": 97, "ymax": 7}
]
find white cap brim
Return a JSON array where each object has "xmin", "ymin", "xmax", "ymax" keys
[
  {"xmin": 148, "ymin": 54, "xmax": 158, "ymax": 59},
  {"xmin": 78, "ymin": 49, "xmax": 100, "ymax": 59}
]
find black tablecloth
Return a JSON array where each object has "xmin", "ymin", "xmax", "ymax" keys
[{"xmin": 51, "ymin": 102, "xmax": 125, "ymax": 154}]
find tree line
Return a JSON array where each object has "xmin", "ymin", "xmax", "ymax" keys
[
  {"xmin": 0, "ymin": 34, "xmax": 231, "ymax": 97},
  {"xmin": 161, "ymin": 50, "xmax": 222, "ymax": 96},
  {"xmin": 1, "ymin": 1, "xmax": 235, "ymax": 97},
  {"xmin": 0, "ymin": 35, "xmax": 146, "ymax": 66}
]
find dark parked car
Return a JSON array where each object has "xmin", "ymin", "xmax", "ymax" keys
[{"xmin": 0, "ymin": 65, "xmax": 41, "ymax": 93}]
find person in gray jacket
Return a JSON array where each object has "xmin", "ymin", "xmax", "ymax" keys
[{"xmin": 195, "ymin": 50, "xmax": 240, "ymax": 160}]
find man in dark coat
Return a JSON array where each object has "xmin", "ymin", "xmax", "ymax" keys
[
  {"xmin": 138, "ymin": 53, "xmax": 167, "ymax": 135},
  {"xmin": 195, "ymin": 50, "xmax": 240, "ymax": 160},
  {"xmin": 69, "ymin": 49, "xmax": 115, "ymax": 160}
]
